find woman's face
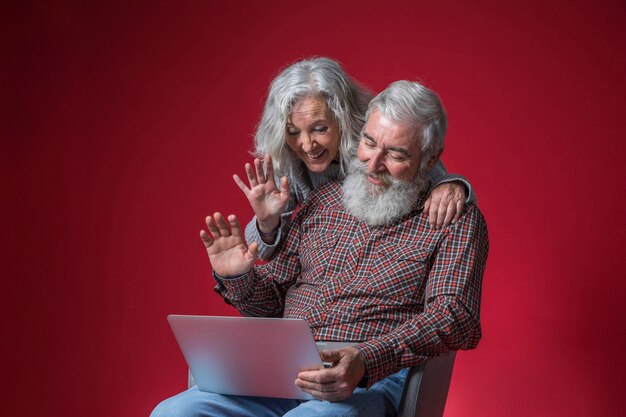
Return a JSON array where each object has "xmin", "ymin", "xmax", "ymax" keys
[{"xmin": 286, "ymin": 96, "xmax": 341, "ymax": 173}]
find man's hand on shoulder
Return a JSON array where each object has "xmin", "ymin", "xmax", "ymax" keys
[
  {"xmin": 200, "ymin": 212, "xmax": 258, "ymax": 276},
  {"xmin": 295, "ymin": 346, "xmax": 366, "ymax": 402}
]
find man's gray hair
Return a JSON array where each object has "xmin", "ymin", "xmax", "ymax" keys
[
  {"xmin": 365, "ymin": 80, "xmax": 447, "ymax": 171},
  {"xmin": 254, "ymin": 57, "xmax": 371, "ymax": 176}
]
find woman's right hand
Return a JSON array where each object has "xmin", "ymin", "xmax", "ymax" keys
[{"xmin": 233, "ymin": 154, "xmax": 290, "ymax": 234}]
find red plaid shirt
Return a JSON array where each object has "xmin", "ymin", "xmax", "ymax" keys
[{"xmin": 216, "ymin": 181, "xmax": 489, "ymax": 385}]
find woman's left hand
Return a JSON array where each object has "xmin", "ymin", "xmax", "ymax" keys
[{"xmin": 424, "ymin": 182, "xmax": 466, "ymax": 229}]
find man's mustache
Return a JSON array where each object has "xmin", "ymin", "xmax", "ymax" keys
[{"xmin": 351, "ymin": 161, "xmax": 393, "ymax": 187}]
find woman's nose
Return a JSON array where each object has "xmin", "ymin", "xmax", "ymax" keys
[{"xmin": 300, "ymin": 133, "xmax": 315, "ymax": 151}]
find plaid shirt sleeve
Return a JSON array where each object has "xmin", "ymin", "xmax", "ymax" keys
[{"xmin": 355, "ymin": 205, "xmax": 489, "ymax": 386}]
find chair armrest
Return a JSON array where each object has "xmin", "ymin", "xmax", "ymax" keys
[{"xmin": 397, "ymin": 351, "xmax": 456, "ymax": 417}]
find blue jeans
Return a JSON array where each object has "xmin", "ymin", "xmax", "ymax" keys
[{"xmin": 150, "ymin": 368, "xmax": 408, "ymax": 417}]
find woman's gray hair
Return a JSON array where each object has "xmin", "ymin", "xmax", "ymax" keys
[
  {"xmin": 254, "ymin": 57, "xmax": 371, "ymax": 176},
  {"xmin": 365, "ymin": 80, "xmax": 447, "ymax": 171}
]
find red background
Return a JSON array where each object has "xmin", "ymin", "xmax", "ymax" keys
[{"xmin": 3, "ymin": 1, "xmax": 625, "ymax": 416}]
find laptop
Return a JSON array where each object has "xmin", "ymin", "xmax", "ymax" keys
[{"xmin": 168, "ymin": 315, "xmax": 331, "ymax": 400}]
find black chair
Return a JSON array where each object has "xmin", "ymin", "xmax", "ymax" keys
[{"xmin": 397, "ymin": 351, "xmax": 456, "ymax": 417}]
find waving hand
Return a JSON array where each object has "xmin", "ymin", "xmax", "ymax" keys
[
  {"xmin": 233, "ymin": 154, "xmax": 290, "ymax": 234},
  {"xmin": 200, "ymin": 213, "xmax": 258, "ymax": 277}
]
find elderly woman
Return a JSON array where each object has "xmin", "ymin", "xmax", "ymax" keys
[{"xmin": 232, "ymin": 57, "xmax": 475, "ymax": 260}]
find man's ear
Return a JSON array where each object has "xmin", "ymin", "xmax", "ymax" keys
[{"xmin": 426, "ymin": 149, "xmax": 444, "ymax": 171}]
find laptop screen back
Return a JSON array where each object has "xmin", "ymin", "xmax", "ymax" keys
[{"xmin": 167, "ymin": 315, "xmax": 323, "ymax": 400}]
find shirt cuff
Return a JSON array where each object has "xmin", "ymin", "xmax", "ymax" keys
[
  {"xmin": 212, "ymin": 271, "xmax": 254, "ymax": 302},
  {"xmin": 354, "ymin": 339, "xmax": 398, "ymax": 387}
]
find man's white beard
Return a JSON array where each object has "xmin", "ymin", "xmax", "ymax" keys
[{"xmin": 342, "ymin": 159, "xmax": 428, "ymax": 226}]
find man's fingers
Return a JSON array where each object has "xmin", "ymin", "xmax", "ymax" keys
[
  {"xmin": 424, "ymin": 196, "xmax": 431, "ymax": 215},
  {"xmin": 227, "ymin": 214, "xmax": 242, "ymax": 237},
  {"xmin": 295, "ymin": 369, "xmax": 337, "ymax": 391},
  {"xmin": 205, "ymin": 215, "xmax": 220, "ymax": 236},
  {"xmin": 295, "ymin": 378, "xmax": 347, "ymax": 402},
  {"xmin": 295, "ymin": 377, "xmax": 336, "ymax": 391},
  {"xmin": 248, "ymin": 241, "xmax": 259, "ymax": 259},
  {"xmin": 213, "ymin": 212, "xmax": 231, "ymax": 237},
  {"xmin": 298, "ymin": 367, "xmax": 335, "ymax": 384},
  {"xmin": 205, "ymin": 213, "xmax": 249, "ymax": 243},
  {"xmin": 319, "ymin": 349, "xmax": 341, "ymax": 362},
  {"xmin": 199, "ymin": 230, "xmax": 213, "ymax": 248}
]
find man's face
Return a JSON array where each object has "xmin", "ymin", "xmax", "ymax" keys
[
  {"xmin": 344, "ymin": 110, "xmax": 430, "ymax": 226},
  {"xmin": 356, "ymin": 109, "xmax": 422, "ymax": 187}
]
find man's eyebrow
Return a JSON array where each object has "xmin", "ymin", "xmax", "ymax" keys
[
  {"xmin": 363, "ymin": 132, "xmax": 376, "ymax": 142},
  {"xmin": 387, "ymin": 146, "xmax": 412, "ymax": 158},
  {"xmin": 362, "ymin": 132, "xmax": 413, "ymax": 158}
]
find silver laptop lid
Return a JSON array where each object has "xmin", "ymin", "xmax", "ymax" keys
[{"xmin": 167, "ymin": 315, "xmax": 323, "ymax": 400}]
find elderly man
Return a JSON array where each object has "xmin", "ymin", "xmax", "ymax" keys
[{"xmin": 151, "ymin": 80, "xmax": 488, "ymax": 417}]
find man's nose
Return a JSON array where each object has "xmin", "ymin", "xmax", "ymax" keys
[{"xmin": 368, "ymin": 150, "xmax": 385, "ymax": 173}]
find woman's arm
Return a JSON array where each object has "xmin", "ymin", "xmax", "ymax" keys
[
  {"xmin": 244, "ymin": 197, "xmax": 297, "ymax": 260},
  {"xmin": 234, "ymin": 154, "xmax": 295, "ymax": 260},
  {"xmin": 425, "ymin": 159, "xmax": 478, "ymax": 229}
]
